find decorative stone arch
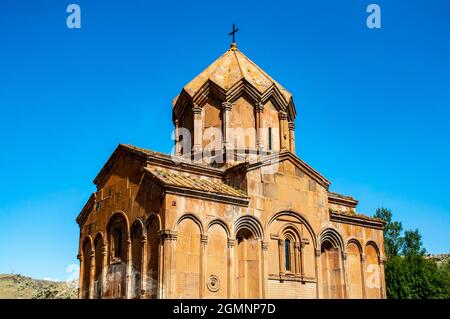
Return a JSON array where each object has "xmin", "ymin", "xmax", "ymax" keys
[
  {"xmin": 81, "ymin": 235, "xmax": 94, "ymax": 299},
  {"xmin": 319, "ymin": 227, "xmax": 346, "ymax": 299},
  {"xmin": 233, "ymin": 215, "xmax": 264, "ymax": 298},
  {"xmin": 319, "ymin": 227, "xmax": 345, "ymax": 251},
  {"xmin": 145, "ymin": 212, "xmax": 161, "ymax": 299},
  {"xmin": 130, "ymin": 219, "xmax": 145, "ymax": 299},
  {"xmin": 346, "ymin": 238, "xmax": 365, "ymax": 299},
  {"xmin": 175, "ymin": 213, "xmax": 205, "ymax": 235},
  {"xmin": 145, "ymin": 213, "xmax": 162, "ymax": 232},
  {"xmin": 205, "ymin": 218, "xmax": 231, "ymax": 298},
  {"xmin": 206, "ymin": 218, "xmax": 231, "ymax": 239},
  {"xmin": 93, "ymin": 232, "xmax": 105, "ymax": 246},
  {"xmin": 278, "ymin": 224, "xmax": 301, "ymax": 274},
  {"xmin": 82, "ymin": 234, "xmax": 94, "ymax": 250},
  {"xmin": 105, "ymin": 211, "xmax": 130, "ymax": 299},
  {"xmin": 365, "ymin": 240, "xmax": 381, "ymax": 257},
  {"xmin": 346, "ymin": 238, "xmax": 363, "ymax": 255},
  {"xmin": 278, "ymin": 223, "xmax": 302, "ymax": 241},
  {"xmin": 267, "ymin": 210, "xmax": 317, "ymax": 248},
  {"xmin": 233, "ymin": 215, "xmax": 264, "ymax": 240},
  {"xmin": 92, "ymin": 232, "xmax": 105, "ymax": 299},
  {"xmin": 364, "ymin": 240, "xmax": 383, "ymax": 299},
  {"xmin": 174, "ymin": 213, "xmax": 204, "ymax": 298},
  {"xmin": 130, "ymin": 219, "xmax": 146, "ymax": 239},
  {"xmin": 106, "ymin": 211, "xmax": 131, "ymax": 239}
]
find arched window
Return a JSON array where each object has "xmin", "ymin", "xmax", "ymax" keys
[
  {"xmin": 268, "ymin": 127, "xmax": 273, "ymax": 150},
  {"xmin": 285, "ymin": 239, "xmax": 291, "ymax": 271},
  {"xmin": 112, "ymin": 228, "xmax": 122, "ymax": 260}
]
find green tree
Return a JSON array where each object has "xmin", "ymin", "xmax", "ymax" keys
[
  {"xmin": 402, "ymin": 229, "xmax": 426, "ymax": 257},
  {"xmin": 374, "ymin": 208, "xmax": 403, "ymax": 257},
  {"xmin": 374, "ymin": 208, "xmax": 450, "ymax": 299}
]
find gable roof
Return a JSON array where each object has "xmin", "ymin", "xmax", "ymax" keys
[
  {"xmin": 93, "ymin": 144, "xmax": 225, "ymax": 188},
  {"xmin": 246, "ymin": 150, "xmax": 331, "ymax": 189},
  {"xmin": 143, "ymin": 167, "xmax": 249, "ymax": 206}
]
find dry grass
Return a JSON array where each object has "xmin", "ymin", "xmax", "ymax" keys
[{"xmin": 0, "ymin": 274, "xmax": 77, "ymax": 299}]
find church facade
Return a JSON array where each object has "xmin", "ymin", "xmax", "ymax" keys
[{"xmin": 76, "ymin": 43, "xmax": 386, "ymax": 299}]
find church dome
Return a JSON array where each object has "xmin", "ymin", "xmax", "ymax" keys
[{"xmin": 173, "ymin": 44, "xmax": 296, "ymax": 122}]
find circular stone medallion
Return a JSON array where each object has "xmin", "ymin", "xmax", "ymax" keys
[{"xmin": 207, "ymin": 275, "xmax": 220, "ymax": 292}]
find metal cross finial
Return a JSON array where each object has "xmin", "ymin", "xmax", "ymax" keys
[{"xmin": 229, "ymin": 23, "xmax": 239, "ymax": 44}]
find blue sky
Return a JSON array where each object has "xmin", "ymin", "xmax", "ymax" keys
[{"xmin": 0, "ymin": 0, "xmax": 449, "ymax": 280}]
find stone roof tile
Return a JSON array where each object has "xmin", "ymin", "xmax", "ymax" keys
[{"xmin": 144, "ymin": 167, "xmax": 247, "ymax": 199}]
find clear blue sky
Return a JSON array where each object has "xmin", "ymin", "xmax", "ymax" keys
[{"xmin": 0, "ymin": 0, "xmax": 449, "ymax": 280}]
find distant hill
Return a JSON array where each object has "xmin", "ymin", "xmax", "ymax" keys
[
  {"xmin": 0, "ymin": 274, "xmax": 77, "ymax": 299},
  {"xmin": 426, "ymin": 254, "xmax": 450, "ymax": 267}
]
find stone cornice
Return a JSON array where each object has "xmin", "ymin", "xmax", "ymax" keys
[
  {"xmin": 268, "ymin": 274, "xmax": 316, "ymax": 283},
  {"xmin": 164, "ymin": 186, "xmax": 249, "ymax": 207},
  {"xmin": 328, "ymin": 192, "xmax": 359, "ymax": 208},
  {"xmin": 329, "ymin": 211, "xmax": 385, "ymax": 230}
]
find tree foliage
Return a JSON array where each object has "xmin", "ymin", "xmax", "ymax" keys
[{"xmin": 374, "ymin": 208, "xmax": 450, "ymax": 299}]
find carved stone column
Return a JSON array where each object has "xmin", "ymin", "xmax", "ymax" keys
[
  {"xmin": 300, "ymin": 238, "xmax": 309, "ymax": 279},
  {"xmin": 315, "ymin": 249, "xmax": 321, "ymax": 298},
  {"xmin": 342, "ymin": 252, "xmax": 349, "ymax": 299},
  {"xmin": 140, "ymin": 236, "xmax": 147, "ymax": 298},
  {"xmin": 261, "ymin": 241, "xmax": 269, "ymax": 299},
  {"xmin": 222, "ymin": 102, "xmax": 233, "ymax": 150},
  {"xmin": 101, "ymin": 244, "xmax": 107, "ymax": 298},
  {"xmin": 125, "ymin": 238, "xmax": 132, "ymax": 299},
  {"xmin": 158, "ymin": 230, "xmax": 177, "ymax": 298},
  {"xmin": 77, "ymin": 253, "xmax": 84, "ymax": 299},
  {"xmin": 227, "ymin": 239, "xmax": 235, "ymax": 298},
  {"xmin": 174, "ymin": 119, "xmax": 181, "ymax": 156},
  {"xmin": 294, "ymin": 242, "xmax": 301, "ymax": 275},
  {"xmin": 361, "ymin": 253, "xmax": 367, "ymax": 299},
  {"xmin": 200, "ymin": 234, "xmax": 208, "ymax": 298},
  {"xmin": 157, "ymin": 234, "xmax": 164, "ymax": 299},
  {"xmin": 255, "ymin": 102, "xmax": 264, "ymax": 151},
  {"xmin": 279, "ymin": 111, "xmax": 288, "ymax": 151},
  {"xmin": 278, "ymin": 239, "xmax": 285, "ymax": 275},
  {"xmin": 379, "ymin": 256, "xmax": 387, "ymax": 299},
  {"xmin": 288, "ymin": 121, "xmax": 295, "ymax": 154},
  {"xmin": 88, "ymin": 249, "xmax": 95, "ymax": 299},
  {"xmin": 192, "ymin": 104, "xmax": 203, "ymax": 160}
]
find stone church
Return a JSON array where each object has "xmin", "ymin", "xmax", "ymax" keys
[{"xmin": 76, "ymin": 41, "xmax": 386, "ymax": 299}]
